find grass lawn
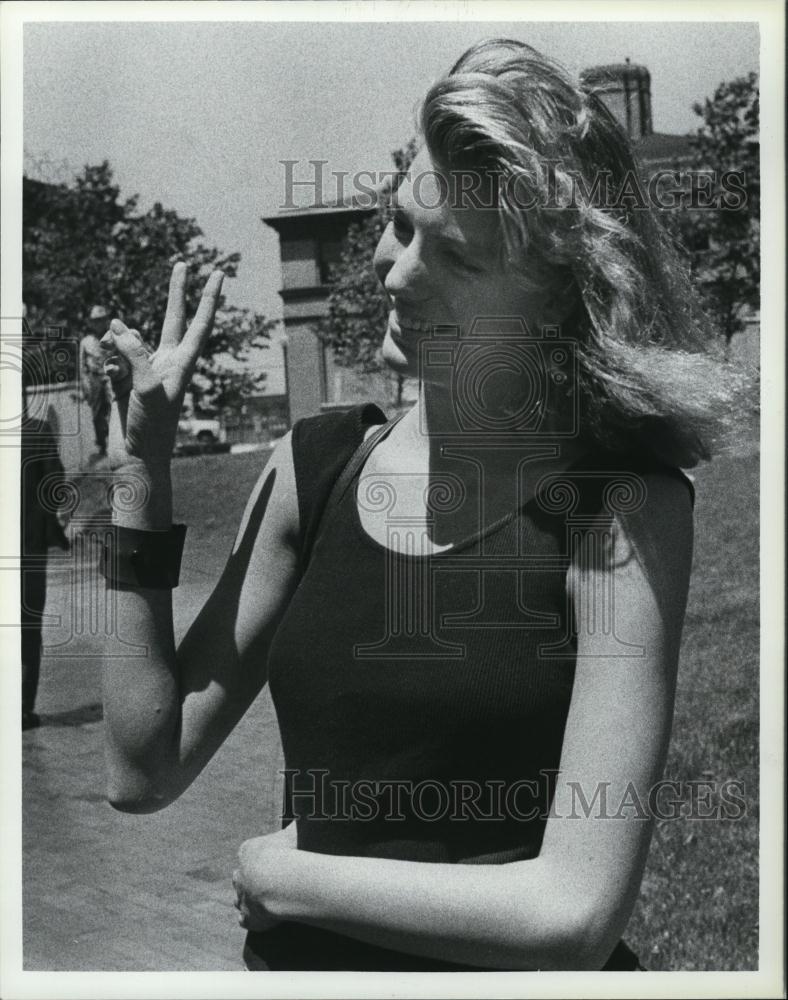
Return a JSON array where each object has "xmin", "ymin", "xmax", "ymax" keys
[
  {"xmin": 68, "ymin": 431, "xmax": 760, "ymax": 971},
  {"xmin": 626, "ymin": 447, "xmax": 759, "ymax": 970}
]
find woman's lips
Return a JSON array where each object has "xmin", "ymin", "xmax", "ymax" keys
[{"xmin": 390, "ymin": 310, "xmax": 436, "ymax": 335}]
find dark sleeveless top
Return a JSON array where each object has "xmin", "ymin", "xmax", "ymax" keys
[{"xmin": 244, "ymin": 404, "xmax": 693, "ymax": 971}]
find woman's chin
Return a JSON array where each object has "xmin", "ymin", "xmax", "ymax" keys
[{"xmin": 381, "ymin": 332, "xmax": 412, "ymax": 374}]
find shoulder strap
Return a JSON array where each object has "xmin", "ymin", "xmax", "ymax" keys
[
  {"xmin": 301, "ymin": 413, "xmax": 404, "ymax": 569},
  {"xmin": 292, "ymin": 403, "xmax": 385, "ymax": 566}
]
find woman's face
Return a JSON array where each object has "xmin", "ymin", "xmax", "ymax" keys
[{"xmin": 373, "ymin": 147, "xmax": 547, "ymax": 383}]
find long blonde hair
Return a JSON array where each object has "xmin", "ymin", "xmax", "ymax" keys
[{"xmin": 421, "ymin": 38, "xmax": 749, "ymax": 466}]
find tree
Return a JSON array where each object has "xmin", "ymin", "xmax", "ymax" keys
[
  {"xmin": 670, "ymin": 73, "xmax": 760, "ymax": 349},
  {"xmin": 316, "ymin": 140, "xmax": 418, "ymax": 408},
  {"xmin": 23, "ymin": 161, "xmax": 274, "ymax": 410}
]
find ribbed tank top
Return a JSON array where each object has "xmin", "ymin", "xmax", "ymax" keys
[{"xmin": 244, "ymin": 404, "xmax": 692, "ymax": 971}]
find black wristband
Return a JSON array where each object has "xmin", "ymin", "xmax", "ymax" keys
[{"xmin": 101, "ymin": 524, "xmax": 187, "ymax": 589}]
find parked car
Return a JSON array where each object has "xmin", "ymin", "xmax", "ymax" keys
[{"xmin": 175, "ymin": 413, "xmax": 230, "ymax": 455}]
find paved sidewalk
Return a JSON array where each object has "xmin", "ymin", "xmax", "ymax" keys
[{"xmin": 22, "ymin": 452, "xmax": 284, "ymax": 972}]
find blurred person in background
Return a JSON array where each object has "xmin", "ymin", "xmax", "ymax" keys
[
  {"xmin": 21, "ymin": 331, "xmax": 69, "ymax": 730},
  {"xmin": 80, "ymin": 304, "xmax": 113, "ymax": 459}
]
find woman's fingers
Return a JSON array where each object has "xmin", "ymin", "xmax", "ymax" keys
[
  {"xmin": 102, "ymin": 326, "xmax": 142, "ymax": 462},
  {"xmin": 106, "ymin": 320, "xmax": 160, "ymax": 395},
  {"xmin": 100, "ymin": 264, "xmax": 223, "ymax": 404},
  {"xmin": 181, "ymin": 269, "xmax": 225, "ymax": 365},
  {"xmin": 160, "ymin": 261, "xmax": 188, "ymax": 348},
  {"xmin": 101, "ymin": 329, "xmax": 134, "ymax": 400}
]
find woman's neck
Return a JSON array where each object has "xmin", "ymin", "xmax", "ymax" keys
[
  {"xmin": 398, "ymin": 380, "xmax": 580, "ymax": 461},
  {"xmin": 378, "ymin": 383, "xmax": 585, "ymax": 545}
]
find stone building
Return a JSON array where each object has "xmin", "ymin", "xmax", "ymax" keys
[{"xmin": 262, "ymin": 202, "xmax": 382, "ymax": 422}]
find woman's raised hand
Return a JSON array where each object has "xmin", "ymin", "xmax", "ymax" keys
[{"xmin": 102, "ymin": 262, "xmax": 224, "ymax": 470}]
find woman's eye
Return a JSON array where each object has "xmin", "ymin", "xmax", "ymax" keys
[{"xmin": 392, "ymin": 216, "xmax": 412, "ymax": 241}]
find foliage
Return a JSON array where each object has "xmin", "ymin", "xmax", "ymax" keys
[
  {"xmin": 23, "ymin": 161, "xmax": 273, "ymax": 410},
  {"xmin": 669, "ymin": 73, "xmax": 760, "ymax": 346},
  {"xmin": 316, "ymin": 140, "xmax": 419, "ymax": 407},
  {"xmin": 318, "ymin": 213, "xmax": 388, "ymax": 374}
]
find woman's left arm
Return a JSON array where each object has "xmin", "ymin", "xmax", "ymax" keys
[{"xmin": 235, "ymin": 472, "xmax": 693, "ymax": 970}]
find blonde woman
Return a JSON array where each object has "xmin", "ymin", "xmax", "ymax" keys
[{"xmin": 100, "ymin": 39, "xmax": 738, "ymax": 971}]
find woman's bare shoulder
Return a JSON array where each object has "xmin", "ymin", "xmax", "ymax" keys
[{"xmin": 567, "ymin": 462, "xmax": 694, "ymax": 629}]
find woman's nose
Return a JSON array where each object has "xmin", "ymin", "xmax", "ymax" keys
[{"xmin": 373, "ymin": 226, "xmax": 427, "ymax": 300}]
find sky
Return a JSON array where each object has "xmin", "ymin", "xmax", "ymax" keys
[{"xmin": 21, "ymin": 14, "xmax": 760, "ymax": 386}]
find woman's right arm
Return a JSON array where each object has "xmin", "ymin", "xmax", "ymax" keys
[{"xmin": 100, "ymin": 264, "xmax": 302, "ymax": 812}]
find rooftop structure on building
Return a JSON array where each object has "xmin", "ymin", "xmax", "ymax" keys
[{"xmin": 581, "ymin": 59, "xmax": 653, "ymax": 139}]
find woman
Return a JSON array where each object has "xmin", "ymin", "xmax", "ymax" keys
[{"xmin": 100, "ymin": 39, "xmax": 737, "ymax": 971}]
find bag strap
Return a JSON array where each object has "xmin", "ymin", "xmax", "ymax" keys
[{"xmin": 301, "ymin": 412, "xmax": 404, "ymax": 569}]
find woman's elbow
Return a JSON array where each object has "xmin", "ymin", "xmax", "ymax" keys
[
  {"xmin": 107, "ymin": 790, "xmax": 170, "ymax": 814},
  {"xmin": 524, "ymin": 898, "xmax": 627, "ymax": 971},
  {"xmin": 555, "ymin": 902, "xmax": 629, "ymax": 971},
  {"xmin": 105, "ymin": 768, "xmax": 176, "ymax": 814}
]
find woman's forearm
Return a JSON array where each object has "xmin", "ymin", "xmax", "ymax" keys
[
  {"xmin": 98, "ymin": 267, "xmax": 239, "ymax": 810},
  {"xmin": 265, "ymin": 849, "xmax": 608, "ymax": 970},
  {"xmin": 111, "ymin": 460, "xmax": 173, "ymax": 530},
  {"xmin": 102, "ymin": 462, "xmax": 182, "ymax": 811}
]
